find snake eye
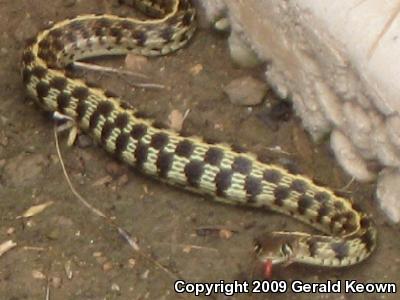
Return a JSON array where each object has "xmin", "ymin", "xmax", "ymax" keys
[{"xmin": 280, "ymin": 243, "xmax": 293, "ymax": 257}]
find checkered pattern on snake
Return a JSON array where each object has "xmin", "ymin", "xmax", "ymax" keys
[{"xmin": 21, "ymin": 0, "xmax": 377, "ymax": 267}]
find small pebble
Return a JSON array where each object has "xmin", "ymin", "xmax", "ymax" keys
[
  {"xmin": 125, "ymin": 54, "xmax": 149, "ymax": 71},
  {"xmin": 102, "ymin": 261, "xmax": 113, "ymax": 271},
  {"xmin": 224, "ymin": 76, "xmax": 268, "ymax": 106},
  {"xmin": 111, "ymin": 283, "xmax": 121, "ymax": 292},
  {"xmin": 77, "ymin": 134, "xmax": 93, "ymax": 148},
  {"xmin": 127, "ymin": 258, "xmax": 136, "ymax": 268},
  {"xmin": 106, "ymin": 162, "xmax": 124, "ymax": 177},
  {"xmin": 116, "ymin": 174, "xmax": 129, "ymax": 187},
  {"xmin": 51, "ymin": 276, "xmax": 62, "ymax": 288},
  {"xmin": 141, "ymin": 269, "xmax": 150, "ymax": 279},
  {"xmin": 6, "ymin": 227, "xmax": 15, "ymax": 235},
  {"xmin": 32, "ymin": 270, "xmax": 46, "ymax": 280},
  {"xmin": 190, "ymin": 64, "xmax": 203, "ymax": 76},
  {"xmin": 168, "ymin": 109, "xmax": 185, "ymax": 131},
  {"xmin": 219, "ymin": 229, "xmax": 233, "ymax": 239}
]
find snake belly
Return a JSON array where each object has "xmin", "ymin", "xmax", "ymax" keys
[{"xmin": 21, "ymin": 0, "xmax": 377, "ymax": 267}]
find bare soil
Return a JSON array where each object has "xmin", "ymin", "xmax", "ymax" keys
[{"xmin": 0, "ymin": 1, "xmax": 399, "ymax": 299}]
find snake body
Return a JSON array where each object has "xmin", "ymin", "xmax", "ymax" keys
[{"xmin": 21, "ymin": 0, "xmax": 377, "ymax": 268}]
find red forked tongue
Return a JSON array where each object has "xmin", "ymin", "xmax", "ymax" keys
[{"xmin": 263, "ymin": 259, "xmax": 273, "ymax": 278}]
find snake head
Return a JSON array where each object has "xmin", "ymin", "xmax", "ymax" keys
[{"xmin": 254, "ymin": 232, "xmax": 299, "ymax": 271}]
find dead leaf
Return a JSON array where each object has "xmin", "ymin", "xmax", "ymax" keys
[
  {"xmin": 125, "ymin": 54, "xmax": 149, "ymax": 71},
  {"xmin": 21, "ymin": 201, "xmax": 53, "ymax": 218},
  {"xmin": 190, "ymin": 64, "xmax": 203, "ymax": 76},
  {"xmin": 168, "ymin": 109, "xmax": 186, "ymax": 131},
  {"xmin": 92, "ymin": 175, "xmax": 113, "ymax": 187},
  {"xmin": 0, "ymin": 240, "xmax": 16, "ymax": 257}
]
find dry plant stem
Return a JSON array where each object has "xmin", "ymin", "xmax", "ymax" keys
[
  {"xmin": 73, "ymin": 61, "xmax": 149, "ymax": 79},
  {"xmin": 74, "ymin": 61, "xmax": 166, "ymax": 89}
]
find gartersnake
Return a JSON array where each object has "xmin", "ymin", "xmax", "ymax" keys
[{"xmin": 21, "ymin": 0, "xmax": 377, "ymax": 269}]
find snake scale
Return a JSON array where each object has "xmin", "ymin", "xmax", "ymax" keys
[{"xmin": 21, "ymin": 0, "xmax": 377, "ymax": 269}]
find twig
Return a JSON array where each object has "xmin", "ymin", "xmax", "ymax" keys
[
  {"xmin": 368, "ymin": 2, "xmax": 400, "ymax": 59},
  {"xmin": 74, "ymin": 61, "xmax": 166, "ymax": 89},
  {"xmin": 153, "ymin": 242, "xmax": 219, "ymax": 253},
  {"xmin": 73, "ymin": 61, "xmax": 148, "ymax": 79},
  {"xmin": 45, "ymin": 277, "xmax": 50, "ymax": 300},
  {"xmin": 338, "ymin": 177, "xmax": 356, "ymax": 192}
]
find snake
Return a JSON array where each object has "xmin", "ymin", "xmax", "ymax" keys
[{"xmin": 21, "ymin": 0, "xmax": 377, "ymax": 269}]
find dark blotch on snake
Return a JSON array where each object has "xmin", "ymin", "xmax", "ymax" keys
[
  {"xmin": 52, "ymin": 39, "xmax": 64, "ymax": 51},
  {"xmin": 204, "ymin": 147, "xmax": 223, "ymax": 166},
  {"xmin": 291, "ymin": 179, "xmax": 307, "ymax": 193},
  {"xmin": 96, "ymin": 18, "xmax": 112, "ymax": 28},
  {"xmin": 245, "ymin": 176, "xmax": 262, "ymax": 202},
  {"xmin": 360, "ymin": 229, "xmax": 375, "ymax": 251},
  {"xmin": 215, "ymin": 169, "xmax": 233, "ymax": 196},
  {"xmin": 49, "ymin": 28, "xmax": 62, "ymax": 38},
  {"xmin": 156, "ymin": 151, "xmax": 173, "ymax": 178},
  {"xmin": 97, "ymin": 101, "xmax": 114, "ymax": 117},
  {"xmin": 161, "ymin": 27, "xmax": 174, "ymax": 42},
  {"xmin": 306, "ymin": 240, "xmax": 319, "ymax": 257},
  {"xmin": 331, "ymin": 242, "xmax": 349, "ymax": 260},
  {"xmin": 25, "ymin": 36, "xmax": 37, "ymax": 47},
  {"xmin": 342, "ymin": 221, "xmax": 358, "ymax": 233},
  {"xmin": 114, "ymin": 113, "xmax": 129, "ymax": 129},
  {"xmin": 150, "ymin": 132, "xmax": 169, "ymax": 150},
  {"xmin": 22, "ymin": 51, "xmax": 35, "ymax": 65},
  {"xmin": 72, "ymin": 86, "xmax": 89, "ymax": 100},
  {"xmin": 22, "ymin": 69, "xmax": 32, "ymax": 85},
  {"xmin": 263, "ymin": 169, "xmax": 281, "ymax": 184},
  {"xmin": 316, "ymin": 205, "xmax": 332, "ymax": 223},
  {"xmin": 120, "ymin": 20, "xmax": 133, "ymax": 30},
  {"xmin": 333, "ymin": 201, "xmax": 345, "ymax": 211},
  {"xmin": 315, "ymin": 191, "xmax": 330, "ymax": 203},
  {"xmin": 175, "ymin": 139, "xmax": 194, "ymax": 158},
  {"xmin": 115, "ymin": 132, "xmax": 131, "ymax": 157},
  {"xmin": 182, "ymin": 11, "xmax": 193, "ymax": 26},
  {"xmin": 132, "ymin": 30, "xmax": 147, "ymax": 46},
  {"xmin": 298, "ymin": 195, "xmax": 313, "ymax": 215},
  {"xmin": 32, "ymin": 66, "xmax": 48, "ymax": 79},
  {"xmin": 134, "ymin": 141, "xmax": 149, "ymax": 168},
  {"xmin": 76, "ymin": 101, "xmax": 88, "ymax": 121},
  {"xmin": 130, "ymin": 124, "xmax": 147, "ymax": 140},
  {"xmin": 36, "ymin": 82, "xmax": 50, "ymax": 99},
  {"xmin": 50, "ymin": 76, "xmax": 68, "ymax": 91},
  {"xmin": 56, "ymin": 92, "xmax": 70, "ymax": 111},
  {"xmin": 110, "ymin": 27, "xmax": 123, "ymax": 43},
  {"xmin": 89, "ymin": 110, "xmax": 101, "ymax": 130},
  {"xmin": 38, "ymin": 38, "xmax": 50, "ymax": 50},
  {"xmin": 232, "ymin": 157, "xmax": 252, "ymax": 175},
  {"xmin": 184, "ymin": 160, "xmax": 204, "ymax": 186},
  {"xmin": 274, "ymin": 186, "xmax": 290, "ymax": 206},
  {"xmin": 100, "ymin": 121, "xmax": 115, "ymax": 144}
]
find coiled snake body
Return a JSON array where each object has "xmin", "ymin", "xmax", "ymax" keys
[{"xmin": 21, "ymin": 0, "xmax": 377, "ymax": 268}]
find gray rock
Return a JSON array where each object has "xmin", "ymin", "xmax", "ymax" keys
[{"xmin": 224, "ymin": 76, "xmax": 268, "ymax": 106}]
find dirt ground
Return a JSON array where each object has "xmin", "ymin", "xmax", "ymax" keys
[{"xmin": 0, "ymin": 1, "xmax": 399, "ymax": 299}]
